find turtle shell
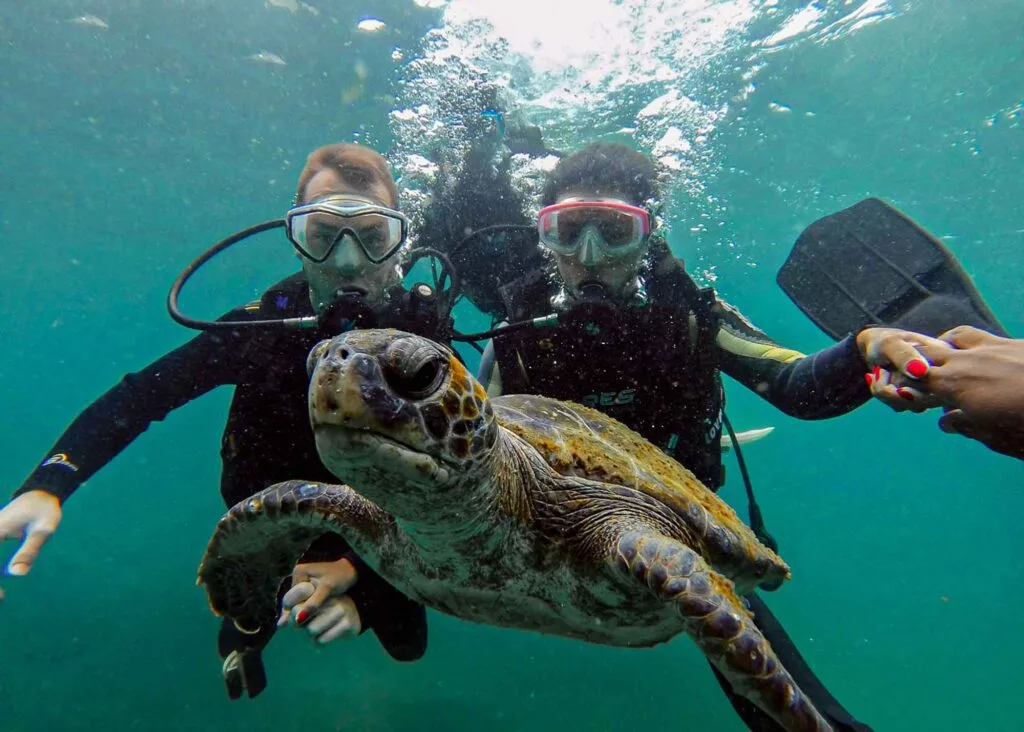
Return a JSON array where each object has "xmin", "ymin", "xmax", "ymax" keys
[{"xmin": 493, "ymin": 394, "xmax": 790, "ymax": 590}]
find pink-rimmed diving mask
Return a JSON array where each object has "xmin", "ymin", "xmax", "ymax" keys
[{"xmin": 537, "ymin": 198, "xmax": 651, "ymax": 259}]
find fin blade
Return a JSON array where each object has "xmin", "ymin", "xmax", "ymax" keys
[
  {"xmin": 778, "ymin": 197, "xmax": 1008, "ymax": 339},
  {"xmin": 721, "ymin": 426, "xmax": 774, "ymax": 454}
]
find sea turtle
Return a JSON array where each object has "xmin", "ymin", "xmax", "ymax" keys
[{"xmin": 197, "ymin": 329, "xmax": 832, "ymax": 732}]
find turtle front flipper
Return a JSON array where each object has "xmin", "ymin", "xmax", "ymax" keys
[
  {"xmin": 610, "ymin": 529, "xmax": 833, "ymax": 732},
  {"xmin": 197, "ymin": 480, "xmax": 394, "ymax": 635}
]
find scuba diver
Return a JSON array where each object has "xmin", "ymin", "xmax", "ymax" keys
[
  {"xmin": 0, "ymin": 142, "xmax": 460, "ymax": 700},
  {"xmin": 434, "ymin": 141, "xmax": 1008, "ymax": 732}
]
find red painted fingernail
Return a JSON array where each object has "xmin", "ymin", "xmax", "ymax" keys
[
  {"xmin": 864, "ymin": 373, "xmax": 873, "ymax": 388},
  {"xmin": 906, "ymin": 360, "xmax": 928, "ymax": 378},
  {"xmin": 897, "ymin": 388, "xmax": 915, "ymax": 401},
  {"xmin": 296, "ymin": 609, "xmax": 309, "ymax": 625},
  {"xmin": 873, "ymin": 366, "xmax": 881, "ymax": 380}
]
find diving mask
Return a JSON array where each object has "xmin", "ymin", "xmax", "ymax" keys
[
  {"xmin": 286, "ymin": 196, "xmax": 409, "ymax": 264},
  {"xmin": 537, "ymin": 198, "xmax": 651, "ymax": 259}
]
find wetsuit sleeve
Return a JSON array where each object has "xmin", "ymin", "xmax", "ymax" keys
[
  {"xmin": 13, "ymin": 308, "xmax": 264, "ymax": 504},
  {"xmin": 713, "ymin": 298, "xmax": 870, "ymax": 419}
]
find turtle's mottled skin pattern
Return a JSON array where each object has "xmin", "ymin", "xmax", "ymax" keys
[{"xmin": 199, "ymin": 330, "xmax": 832, "ymax": 732}]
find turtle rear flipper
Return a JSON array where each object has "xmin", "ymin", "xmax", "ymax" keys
[
  {"xmin": 610, "ymin": 529, "xmax": 833, "ymax": 732},
  {"xmin": 197, "ymin": 480, "xmax": 390, "ymax": 634}
]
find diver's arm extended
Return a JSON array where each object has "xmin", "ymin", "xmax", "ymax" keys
[
  {"xmin": 13, "ymin": 307, "xmax": 264, "ymax": 504},
  {"xmin": 713, "ymin": 299, "xmax": 870, "ymax": 419}
]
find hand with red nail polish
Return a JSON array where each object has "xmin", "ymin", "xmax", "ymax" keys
[
  {"xmin": 911, "ymin": 326, "xmax": 1024, "ymax": 460},
  {"xmin": 906, "ymin": 359, "xmax": 929, "ymax": 379},
  {"xmin": 856, "ymin": 326, "xmax": 955, "ymax": 413},
  {"xmin": 277, "ymin": 558, "xmax": 363, "ymax": 643},
  {"xmin": 863, "ymin": 363, "xmax": 937, "ymax": 413},
  {"xmin": 858, "ymin": 325, "xmax": 1024, "ymax": 460},
  {"xmin": 856, "ymin": 327, "xmax": 946, "ymax": 381}
]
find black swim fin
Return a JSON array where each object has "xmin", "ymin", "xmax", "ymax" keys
[
  {"xmin": 777, "ymin": 198, "xmax": 1008, "ymax": 340},
  {"xmin": 218, "ymin": 618, "xmax": 270, "ymax": 700}
]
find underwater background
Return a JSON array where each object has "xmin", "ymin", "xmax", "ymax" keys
[{"xmin": 1, "ymin": 0, "xmax": 1021, "ymax": 730}]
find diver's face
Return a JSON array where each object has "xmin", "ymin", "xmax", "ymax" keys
[
  {"xmin": 299, "ymin": 170, "xmax": 401, "ymax": 314},
  {"xmin": 549, "ymin": 188, "xmax": 649, "ymax": 302}
]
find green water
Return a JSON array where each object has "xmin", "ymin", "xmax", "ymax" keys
[{"xmin": 1, "ymin": 1, "xmax": 1021, "ymax": 730}]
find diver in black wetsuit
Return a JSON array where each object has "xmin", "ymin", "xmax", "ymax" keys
[
  {"xmin": 446, "ymin": 141, "xmax": 953, "ymax": 732},
  {"xmin": 0, "ymin": 143, "xmax": 454, "ymax": 700}
]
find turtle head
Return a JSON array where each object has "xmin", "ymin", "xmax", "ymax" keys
[{"xmin": 307, "ymin": 328, "xmax": 499, "ymax": 519}]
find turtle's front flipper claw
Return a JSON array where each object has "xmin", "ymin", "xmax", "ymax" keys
[{"xmin": 612, "ymin": 530, "xmax": 833, "ymax": 732}]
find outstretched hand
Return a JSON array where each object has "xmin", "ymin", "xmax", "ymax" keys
[{"xmin": 0, "ymin": 491, "xmax": 62, "ymax": 600}]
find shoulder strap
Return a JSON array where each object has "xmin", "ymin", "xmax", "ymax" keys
[
  {"xmin": 377, "ymin": 285, "xmax": 454, "ymax": 346},
  {"xmin": 498, "ymin": 266, "xmax": 554, "ymax": 322},
  {"xmin": 649, "ymin": 256, "xmax": 720, "ymax": 369},
  {"xmin": 220, "ymin": 273, "xmax": 312, "ymax": 371},
  {"xmin": 257, "ymin": 272, "xmax": 312, "ymax": 317}
]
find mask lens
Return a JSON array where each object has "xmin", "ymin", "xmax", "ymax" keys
[
  {"xmin": 554, "ymin": 207, "xmax": 590, "ymax": 247},
  {"xmin": 291, "ymin": 211, "xmax": 342, "ymax": 261},
  {"xmin": 593, "ymin": 209, "xmax": 637, "ymax": 248},
  {"xmin": 348, "ymin": 213, "xmax": 402, "ymax": 261}
]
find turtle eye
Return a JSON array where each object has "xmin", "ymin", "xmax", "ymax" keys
[
  {"xmin": 307, "ymin": 339, "xmax": 331, "ymax": 377},
  {"xmin": 383, "ymin": 341, "xmax": 449, "ymax": 400}
]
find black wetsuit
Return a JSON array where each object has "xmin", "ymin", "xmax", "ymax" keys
[
  {"xmin": 488, "ymin": 253, "xmax": 874, "ymax": 732},
  {"xmin": 14, "ymin": 273, "xmax": 440, "ymax": 693}
]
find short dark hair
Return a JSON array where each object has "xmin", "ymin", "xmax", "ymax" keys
[
  {"xmin": 294, "ymin": 143, "xmax": 399, "ymax": 207},
  {"xmin": 541, "ymin": 143, "xmax": 659, "ymax": 209}
]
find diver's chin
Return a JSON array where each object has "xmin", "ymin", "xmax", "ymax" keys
[{"xmin": 312, "ymin": 424, "xmax": 451, "ymax": 486}]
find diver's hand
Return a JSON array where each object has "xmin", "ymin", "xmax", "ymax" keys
[
  {"xmin": 915, "ymin": 326, "xmax": 1024, "ymax": 460},
  {"xmin": 277, "ymin": 558, "xmax": 362, "ymax": 643},
  {"xmin": 864, "ymin": 366, "xmax": 944, "ymax": 413},
  {"xmin": 857, "ymin": 327, "xmax": 950, "ymax": 410},
  {"xmin": 0, "ymin": 490, "xmax": 62, "ymax": 600},
  {"xmin": 856, "ymin": 326, "xmax": 941, "ymax": 377}
]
